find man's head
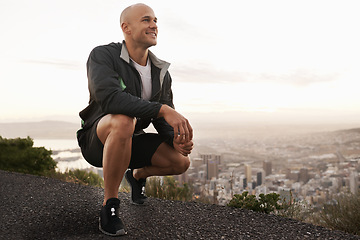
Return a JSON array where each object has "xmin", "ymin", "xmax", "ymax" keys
[{"xmin": 120, "ymin": 3, "xmax": 158, "ymax": 49}]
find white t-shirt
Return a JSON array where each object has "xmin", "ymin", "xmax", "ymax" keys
[{"xmin": 130, "ymin": 57, "xmax": 152, "ymax": 101}]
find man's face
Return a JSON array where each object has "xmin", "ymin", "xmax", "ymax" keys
[{"xmin": 126, "ymin": 5, "xmax": 158, "ymax": 48}]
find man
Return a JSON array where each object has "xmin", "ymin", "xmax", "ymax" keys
[{"xmin": 76, "ymin": 3, "xmax": 193, "ymax": 236}]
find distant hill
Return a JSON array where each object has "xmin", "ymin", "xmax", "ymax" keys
[
  {"xmin": 0, "ymin": 121, "xmax": 79, "ymax": 139},
  {"xmin": 0, "ymin": 119, "xmax": 359, "ymax": 140}
]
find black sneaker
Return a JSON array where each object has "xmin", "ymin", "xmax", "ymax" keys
[
  {"xmin": 125, "ymin": 169, "xmax": 147, "ymax": 205},
  {"xmin": 99, "ymin": 198, "xmax": 126, "ymax": 236}
]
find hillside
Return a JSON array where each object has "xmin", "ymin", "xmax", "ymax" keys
[{"xmin": 1, "ymin": 170, "xmax": 359, "ymax": 240}]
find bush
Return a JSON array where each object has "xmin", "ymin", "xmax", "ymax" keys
[
  {"xmin": 145, "ymin": 176, "xmax": 193, "ymax": 202},
  {"xmin": 227, "ymin": 191, "xmax": 282, "ymax": 214},
  {"xmin": 50, "ymin": 169, "xmax": 104, "ymax": 188},
  {"xmin": 0, "ymin": 136, "xmax": 56, "ymax": 176},
  {"xmin": 275, "ymin": 191, "xmax": 312, "ymax": 222},
  {"xmin": 317, "ymin": 192, "xmax": 360, "ymax": 235},
  {"xmin": 69, "ymin": 169, "xmax": 104, "ymax": 187},
  {"xmin": 0, "ymin": 136, "xmax": 104, "ymax": 188}
]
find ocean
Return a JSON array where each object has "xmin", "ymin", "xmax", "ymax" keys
[
  {"xmin": 33, "ymin": 139, "xmax": 97, "ymax": 173},
  {"xmin": 33, "ymin": 139, "xmax": 79, "ymax": 150}
]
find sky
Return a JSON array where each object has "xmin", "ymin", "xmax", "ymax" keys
[{"xmin": 1, "ymin": 0, "xmax": 359, "ymax": 126}]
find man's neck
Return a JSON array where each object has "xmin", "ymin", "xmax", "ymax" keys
[{"xmin": 125, "ymin": 42, "xmax": 149, "ymax": 66}]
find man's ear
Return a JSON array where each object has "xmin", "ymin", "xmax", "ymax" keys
[{"xmin": 121, "ymin": 22, "xmax": 131, "ymax": 35}]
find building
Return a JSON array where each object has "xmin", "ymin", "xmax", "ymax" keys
[
  {"xmin": 349, "ymin": 170, "xmax": 359, "ymax": 194},
  {"xmin": 212, "ymin": 154, "xmax": 221, "ymax": 165},
  {"xmin": 245, "ymin": 164, "xmax": 251, "ymax": 183},
  {"xmin": 207, "ymin": 159, "xmax": 218, "ymax": 180},
  {"xmin": 257, "ymin": 171, "xmax": 263, "ymax": 186},
  {"xmin": 243, "ymin": 178, "xmax": 247, "ymax": 189},
  {"xmin": 263, "ymin": 161, "xmax": 272, "ymax": 176},
  {"xmin": 200, "ymin": 153, "xmax": 221, "ymax": 165},
  {"xmin": 200, "ymin": 154, "xmax": 212, "ymax": 164},
  {"xmin": 191, "ymin": 158, "xmax": 204, "ymax": 171},
  {"xmin": 299, "ymin": 168, "xmax": 309, "ymax": 183}
]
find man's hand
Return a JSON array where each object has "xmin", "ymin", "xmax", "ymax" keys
[
  {"xmin": 173, "ymin": 138, "xmax": 194, "ymax": 156},
  {"xmin": 158, "ymin": 105, "xmax": 193, "ymax": 143}
]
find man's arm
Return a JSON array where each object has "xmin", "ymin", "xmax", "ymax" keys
[
  {"xmin": 152, "ymin": 71, "xmax": 193, "ymax": 155},
  {"xmin": 157, "ymin": 105, "xmax": 193, "ymax": 156},
  {"xmin": 157, "ymin": 105, "xmax": 193, "ymax": 143}
]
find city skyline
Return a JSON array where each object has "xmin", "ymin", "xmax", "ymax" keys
[{"xmin": 1, "ymin": 0, "xmax": 359, "ymax": 125}]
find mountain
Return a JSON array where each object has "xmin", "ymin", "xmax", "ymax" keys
[{"xmin": 0, "ymin": 119, "xmax": 359, "ymax": 141}]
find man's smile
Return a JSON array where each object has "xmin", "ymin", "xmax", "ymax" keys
[{"xmin": 146, "ymin": 32, "xmax": 157, "ymax": 37}]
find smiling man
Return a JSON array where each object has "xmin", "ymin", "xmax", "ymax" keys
[{"xmin": 76, "ymin": 3, "xmax": 193, "ymax": 236}]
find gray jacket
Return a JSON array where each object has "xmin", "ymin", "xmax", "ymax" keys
[{"xmin": 77, "ymin": 41, "xmax": 175, "ymax": 145}]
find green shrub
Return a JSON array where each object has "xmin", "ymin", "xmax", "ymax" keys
[
  {"xmin": 276, "ymin": 191, "xmax": 312, "ymax": 222},
  {"xmin": 317, "ymin": 192, "xmax": 360, "ymax": 235},
  {"xmin": 0, "ymin": 136, "xmax": 56, "ymax": 176},
  {"xmin": 66, "ymin": 169, "xmax": 104, "ymax": 188},
  {"xmin": 227, "ymin": 191, "xmax": 282, "ymax": 214},
  {"xmin": 145, "ymin": 176, "xmax": 193, "ymax": 202},
  {"xmin": 0, "ymin": 136, "xmax": 104, "ymax": 188}
]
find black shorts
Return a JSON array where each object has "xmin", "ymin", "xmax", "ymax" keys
[{"xmin": 77, "ymin": 118, "xmax": 167, "ymax": 169}]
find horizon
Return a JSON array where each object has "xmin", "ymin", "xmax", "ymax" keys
[{"xmin": 1, "ymin": 112, "xmax": 359, "ymax": 142}]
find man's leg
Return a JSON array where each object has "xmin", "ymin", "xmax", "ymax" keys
[
  {"xmin": 96, "ymin": 114, "xmax": 136, "ymax": 206},
  {"xmin": 132, "ymin": 142, "xmax": 190, "ymax": 180}
]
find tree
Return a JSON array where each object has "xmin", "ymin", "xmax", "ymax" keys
[
  {"xmin": 0, "ymin": 136, "xmax": 56, "ymax": 176},
  {"xmin": 227, "ymin": 191, "xmax": 282, "ymax": 214}
]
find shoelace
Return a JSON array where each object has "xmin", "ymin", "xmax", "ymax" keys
[{"xmin": 140, "ymin": 180, "xmax": 146, "ymax": 197}]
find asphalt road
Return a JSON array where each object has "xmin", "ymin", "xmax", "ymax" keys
[{"xmin": 1, "ymin": 170, "xmax": 359, "ymax": 240}]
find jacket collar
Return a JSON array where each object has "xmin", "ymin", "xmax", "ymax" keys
[{"xmin": 120, "ymin": 41, "xmax": 170, "ymax": 86}]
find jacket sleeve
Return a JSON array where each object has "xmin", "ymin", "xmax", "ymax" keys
[
  {"xmin": 152, "ymin": 71, "xmax": 175, "ymax": 147},
  {"xmin": 87, "ymin": 46, "xmax": 162, "ymax": 119}
]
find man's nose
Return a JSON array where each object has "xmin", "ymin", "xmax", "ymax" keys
[{"xmin": 150, "ymin": 20, "xmax": 157, "ymax": 28}]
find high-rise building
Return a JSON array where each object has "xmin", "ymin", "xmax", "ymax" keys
[
  {"xmin": 257, "ymin": 171, "xmax": 263, "ymax": 186},
  {"xmin": 200, "ymin": 154, "xmax": 221, "ymax": 165},
  {"xmin": 191, "ymin": 158, "xmax": 204, "ymax": 171},
  {"xmin": 212, "ymin": 154, "xmax": 221, "ymax": 165},
  {"xmin": 349, "ymin": 171, "xmax": 359, "ymax": 194},
  {"xmin": 207, "ymin": 159, "xmax": 218, "ymax": 180},
  {"xmin": 263, "ymin": 161, "xmax": 272, "ymax": 176},
  {"xmin": 243, "ymin": 178, "xmax": 247, "ymax": 189},
  {"xmin": 285, "ymin": 168, "xmax": 291, "ymax": 179},
  {"xmin": 245, "ymin": 164, "xmax": 251, "ymax": 183},
  {"xmin": 299, "ymin": 168, "xmax": 309, "ymax": 183},
  {"xmin": 200, "ymin": 154, "xmax": 212, "ymax": 164},
  {"xmin": 289, "ymin": 170, "xmax": 300, "ymax": 182}
]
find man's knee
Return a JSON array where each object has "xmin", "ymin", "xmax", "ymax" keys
[
  {"xmin": 174, "ymin": 156, "xmax": 190, "ymax": 175},
  {"xmin": 97, "ymin": 114, "xmax": 136, "ymax": 142}
]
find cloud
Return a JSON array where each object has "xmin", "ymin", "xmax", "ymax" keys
[
  {"xmin": 260, "ymin": 69, "xmax": 340, "ymax": 87},
  {"xmin": 172, "ymin": 63, "xmax": 340, "ymax": 87},
  {"xmin": 171, "ymin": 63, "xmax": 250, "ymax": 84},
  {"xmin": 23, "ymin": 59, "xmax": 83, "ymax": 70}
]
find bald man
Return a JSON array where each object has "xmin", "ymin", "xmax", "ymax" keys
[{"xmin": 76, "ymin": 3, "xmax": 193, "ymax": 236}]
